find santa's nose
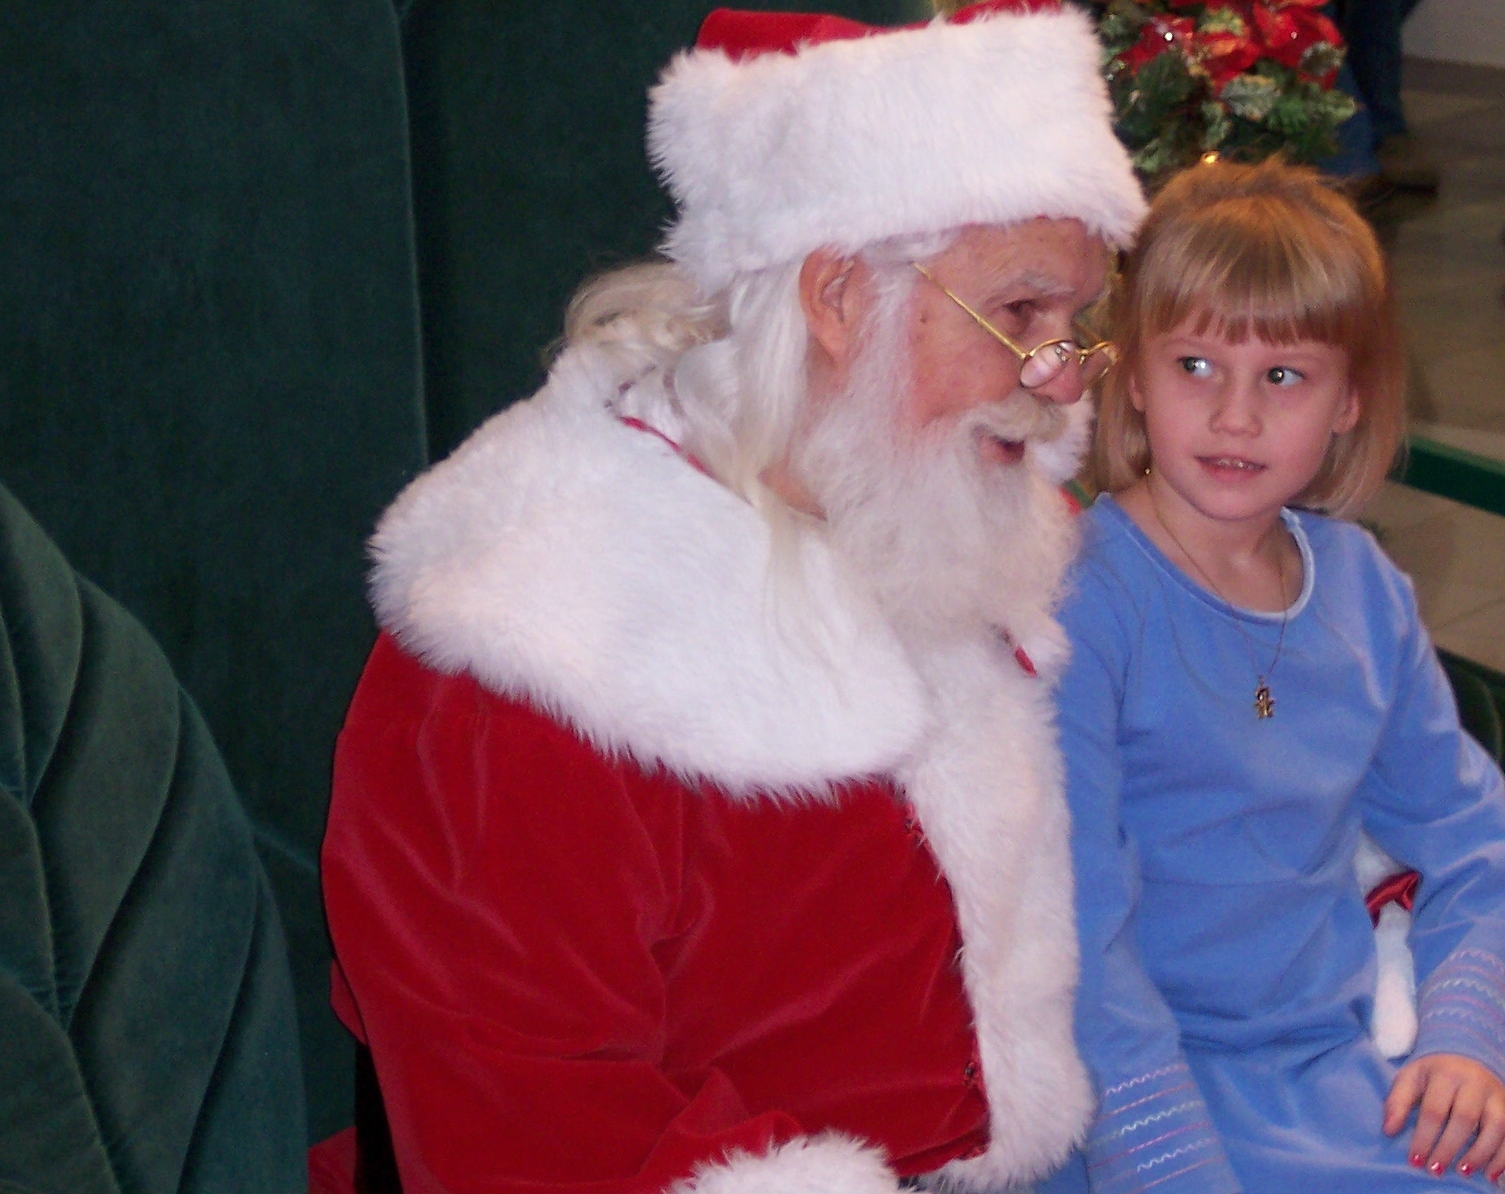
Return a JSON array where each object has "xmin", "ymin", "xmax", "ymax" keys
[{"xmin": 1030, "ymin": 366, "xmax": 1085, "ymax": 405}]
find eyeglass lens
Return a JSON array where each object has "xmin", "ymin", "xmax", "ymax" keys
[{"xmin": 1018, "ymin": 343, "xmax": 1113, "ymax": 389}]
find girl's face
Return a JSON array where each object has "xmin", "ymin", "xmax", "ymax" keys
[{"xmin": 1131, "ymin": 315, "xmax": 1360, "ymax": 530}]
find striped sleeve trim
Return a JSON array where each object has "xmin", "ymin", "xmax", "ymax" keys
[
  {"xmin": 1415, "ymin": 949, "xmax": 1505, "ymax": 1081},
  {"xmin": 1085, "ymin": 1062, "xmax": 1241, "ymax": 1194}
]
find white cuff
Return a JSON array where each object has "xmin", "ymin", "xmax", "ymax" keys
[{"xmin": 670, "ymin": 1133, "xmax": 899, "ymax": 1194}]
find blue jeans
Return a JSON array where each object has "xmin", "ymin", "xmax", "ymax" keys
[
  {"xmin": 1341, "ymin": 0, "xmax": 1423, "ymax": 140},
  {"xmin": 1323, "ymin": 57, "xmax": 1380, "ymax": 177}
]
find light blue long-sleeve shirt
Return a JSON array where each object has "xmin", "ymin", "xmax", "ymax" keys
[{"xmin": 1042, "ymin": 495, "xmax": 1505, "ymax": 1194}]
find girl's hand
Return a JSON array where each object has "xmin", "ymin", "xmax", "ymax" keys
[{"xmin": 1384, "ymin": 1053, "xmax": 1505, "ymax": 1181}]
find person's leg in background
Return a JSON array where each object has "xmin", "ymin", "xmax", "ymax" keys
[
  {"xmin": 1321, "ymin": 2, "xmax": 1387, "ymax": 208},
  {"xmin": 1342, "ymin": 0, "xmax": 1440, "ymax": 191},
  {"xmin": 1325, "ymin": 54, "xmax": 1382, "ymax": 180}
]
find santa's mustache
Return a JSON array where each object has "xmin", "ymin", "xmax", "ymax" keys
[{"xmin": 954, "ymin": 392, "xmax": 1069, "ymax": 452}]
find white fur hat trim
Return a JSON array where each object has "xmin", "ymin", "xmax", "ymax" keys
[{"xmin": 648, "ymin": 4, "xmax": 1145, "ymax": 294}]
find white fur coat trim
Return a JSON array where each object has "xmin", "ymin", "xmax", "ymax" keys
[
  {"xmin": 905, "ymin": 641, "xmax": 1092, "ymax": 1187},
  {"xmin": 1355, "ymin": 833, "xmax": 1420, "ymax": 1058},
  {"xmin": 370, "ymin": 347, "xmax": 930, "ymax": 795},
  {"xmin": 369, "ymin": 346, "xmax": 1090, "ymax": 1183},
  {"xmin": 648, "ymin": 6, "xmax": 1145, "ymax": 294},
  {"xmin": 671, "ymin": 1134, "xmax": 899, "ymax": 1194}
]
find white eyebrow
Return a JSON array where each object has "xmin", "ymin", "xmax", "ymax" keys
[{"xmin": 982, "ymin": 267, "xmax": 1077, "ymax": 301}]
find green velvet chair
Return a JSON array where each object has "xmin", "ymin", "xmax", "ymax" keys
[
  {"xmin": 1440, "ymin": 651, "xmax": 1505, "ymax": 766},
  {"xmin": 0, "ymin": 482, "xmax": 305, "ymax": 1192}
]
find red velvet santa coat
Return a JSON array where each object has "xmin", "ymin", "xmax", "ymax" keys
[{"xmin": 322, "ymin": 348, "xmax": 1092, "ymax": 1194}]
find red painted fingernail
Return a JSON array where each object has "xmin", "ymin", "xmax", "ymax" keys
[
  {"xmin": 1490, "ymin": 1170, "xmax": 1503, "ymax": 1183},
  {"xmin": 1411, "ymin": 1153, "xmax": 1426, "ymax": 1167},
  {"xmin": 1457, "ymin": 1162, "xmax": 1473, "ymax": 1176},
  {"xmin": 1429, "ymin": 1160, "xmax": 1445, "ymax": 1175}
]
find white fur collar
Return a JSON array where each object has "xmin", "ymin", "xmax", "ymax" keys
[
  {"xmin": 369, "ymin": 347, "xmax": 930, "ymax": 795},
  {"xmin": 905, "ymin": 641, "xmax": 1091, "ymax": 1187}
]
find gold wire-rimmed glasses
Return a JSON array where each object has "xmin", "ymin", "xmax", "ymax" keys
[{"xmin": 911, "ymin": 262, "xmax": 1118, "ymax": 390}]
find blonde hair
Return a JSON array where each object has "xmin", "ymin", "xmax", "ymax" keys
[{"xmin": 1092, "ymin": 157, "xmax": 1405, "ymax": 516}]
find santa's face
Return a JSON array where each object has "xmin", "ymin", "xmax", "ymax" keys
[
  {"xmin": 788, "ymin": 261, "xmax": 1083, "ymax": 638},
  {"xmin": 902, "ymin": 219, "xmax": 1109, "ymax": 467}
]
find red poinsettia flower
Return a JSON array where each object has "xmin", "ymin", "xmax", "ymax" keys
[
  {"xmin": 1192, "ymin": 28, "xmax": 1262, "ymax": 88},
  {"xmin": 1120, "ymin": 13, "xmax": 1197, "ymax": 70},
  {"xmin": 1248, "ymin": 0, "xmax": 1343, "ymax": 73}
]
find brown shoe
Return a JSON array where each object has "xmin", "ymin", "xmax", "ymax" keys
[
  {"xmin": 1376, "ymin": 133, "xmax": 1440, "ymax": 193},
  {"xmin": 1337, "ymin": 172, "xmax": 1397, "ymax": 217}
]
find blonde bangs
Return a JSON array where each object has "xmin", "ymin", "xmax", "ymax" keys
[
  {"xmin": 1092, "ymin": 158, "xmax": 1406, "ymax": 515},
  {"xmin": 1135, "ymin": 188, "xmax": 1373, "ymax": 349}
]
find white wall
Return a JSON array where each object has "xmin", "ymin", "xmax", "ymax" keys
[{"xmin": 1403, "ymin": 0, "xmax": 1505, "ymax": 69}]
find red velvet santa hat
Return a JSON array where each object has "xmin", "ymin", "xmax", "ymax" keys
[{"xmin": 648, "ymin": 1, "xmax": 1146, "ymax": 294}]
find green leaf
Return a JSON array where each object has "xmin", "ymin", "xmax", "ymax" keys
[
  {"xmin": 1314, "ymin": 87, "xmax": 1358, "ymax": 124},
  {"xmin": 1300, "ymin": 41, "xmax": 1343, "ymax": 79},
  {"xmin": 1221, "ymin": 73, "xmax": 1279, "ymax": 122},
  {"xmin": 1266, "ymin": 91, "xmax": 1312, "ymax": 138},
  {"xmin": 1200, "ymin": 100, "xmax": 1232, "ymax": 149},
  {"xmin": 1107, "ymin": 0, "xmax": 1155, "ymax": 30},
  {"xmin": 1132, "ymin": 138, "xmax": 1173, "ymax": 179},
  {"xmin": 1093, "ymin": 0, "xmax": 1140, "ymax": 51},
  {"xmin": 1136, "ymin": 48, "xmax": 1198, "ymax": 108}
]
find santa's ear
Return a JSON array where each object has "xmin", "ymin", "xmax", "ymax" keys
[{"xmin": 799, "ymin": 248, "xmax": 867, "ymax": 371}]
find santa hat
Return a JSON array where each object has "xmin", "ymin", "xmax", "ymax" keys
[{"xmin": 648, "ymin": 1, "xmax": 1146, "ymax": 295}]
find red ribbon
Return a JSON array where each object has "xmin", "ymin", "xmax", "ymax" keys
[
  {"xmin": 1365, "ymin": 869, "xmax": 1420, "ymax": 926},
  {"xmin": 619, "ymin": 415, "xmax": 711, "ymax": 477}
]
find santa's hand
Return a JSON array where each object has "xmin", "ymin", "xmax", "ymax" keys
[{"xmin": 1384, "ymin": 1053, "xmax": 1505, "ymax": 1181}]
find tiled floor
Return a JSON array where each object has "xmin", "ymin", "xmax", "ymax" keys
[
  {"xmin": 1365, "ymin": 484, "xmax": 1505, "ymax": 669},
  {"xmin": 1355, "ymin": 57, "xmax": 1505, "ymax": 672}
]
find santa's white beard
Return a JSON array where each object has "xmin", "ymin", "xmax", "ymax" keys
[{"xmin": 791, "ymin": 330, "xmax": 1080, "ymax": 644}]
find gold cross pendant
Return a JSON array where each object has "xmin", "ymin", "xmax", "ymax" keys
[{"xmin": 1254, "ymin": 684, "xmax": 1275, "ymax": 720}]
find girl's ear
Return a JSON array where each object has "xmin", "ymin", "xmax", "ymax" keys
[
  {"xmin": 1128, "ymin": 369, "xmax": 1147, "ymax": 414},
  {"xmin": 1332, "ymin": 381, "xmax": 1361, "ymax": 435}
]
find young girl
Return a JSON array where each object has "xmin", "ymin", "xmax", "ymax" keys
[{"xmin": 1042, "ymin": 158, "xmax": 1505, "ymax": 1193}]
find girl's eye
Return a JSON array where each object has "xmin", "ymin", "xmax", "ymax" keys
[
  {"xmin": 1266, "ymin": 366, "xmax": 1304, "ymax": 387},
  {"xmin": 1177, "ymin": 356, "xmax": 1212, "ymax": 378}
]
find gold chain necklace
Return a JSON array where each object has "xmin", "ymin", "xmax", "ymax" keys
[{"xmin": 1144, "ymin": 479, "xmax": 1291, "ymax": 720}]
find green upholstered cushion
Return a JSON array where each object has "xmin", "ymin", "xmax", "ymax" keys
[
  {"xmin": 1440, "ymin": 650, "xmax": 1505, "ymax": 765},
  {"xmin": 0, "ymin": 483, "xmax": 304, "ymax": 1193}
]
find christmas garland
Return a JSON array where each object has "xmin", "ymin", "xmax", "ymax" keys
[
  {"xmin": 936, "ymin": 0, "xmax": 1357, "ymax": 186},
  {"xmin": 1090, "ymin": 0, "xmax": 1354, "ymax": 182}
]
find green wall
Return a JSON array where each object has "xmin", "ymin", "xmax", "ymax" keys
[{"xmin": 403, "ymin": 0, "xmax": 931, "ymax": 459}]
